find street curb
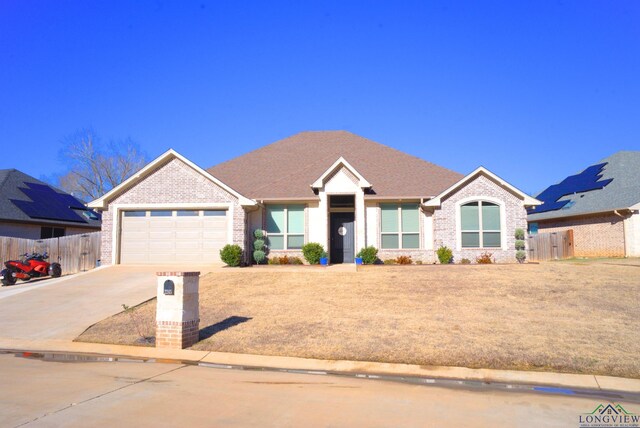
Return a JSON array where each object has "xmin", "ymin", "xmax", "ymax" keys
[{"xmin": 2, "ymin": 337, "xmax": 639, "ymax": 394}]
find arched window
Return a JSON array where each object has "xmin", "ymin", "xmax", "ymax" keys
[{"xmin": 460, "ymin": 201, "xmax": 501, "ymax": 248}]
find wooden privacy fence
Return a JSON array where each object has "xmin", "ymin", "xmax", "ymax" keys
[
  {"xmin": 527, "ymin": 230, "xmax": 574, "ymax": 262},
  {"xmin": 0, "ymin": 232, "xmax": 101, "ymax": 275}
]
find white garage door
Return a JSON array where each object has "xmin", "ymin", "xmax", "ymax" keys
[{"xmin": 119, "ymin": 209, "xmax": 228, "ymax": 264}]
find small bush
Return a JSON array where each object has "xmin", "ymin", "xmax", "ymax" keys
[
  {"xmin": 254, "ymin": 229, "xmax": 265, "ymax": 239},
  {"xmin": 253, "ymin": 250, "xmax": 266, "ymax": 264},
  {"xmin": 515, "ymin": 228, "xmax": 525, "ymax": 240},
  {"xmin": 460, "ymin": 258, "xmax": 471, "ymax": 264},
  {"xmin": 476, "ymin": 252, "xmax": 494, "ymax": 264},
  {"xmin": 220, "ymin": 244, "xmax": 243, "ymax": 267},
  {"xmin": 278, "ymin": 255, "xmax": 290, "ymax": 265},
  {"xmin": 383, "ymin": 259, "xmax": 396, "ymax": 265},
  {"xmin": 289, "ymin": 257, "xmax": 304, "ymax": 265},
  {"xmin": 396, "ymin": 255, "xmax": 412, "ymax": 265},
  {"xmin": 356, "ymin": 246, "xmax": 378, "ymax": 265},
  {"xmin": 267, "ymin": 257, "xmax": 280, "ymax": 265},
  {"xmin": 516, "ymin": 250, "xmax": 527, "ymax": 263},
  {"xmin": 436, "ymin": 246, "xmax": 453, "ymax": 264},
  {"xmin": 515, "ymin": 239, "xmax": 526, "ymax": 250},
  {"xmin": 415, "ymin": 260, "xmax": 423, "ymax": 265},
  {"xmin": 254, "ymin": 239, "xmax": 265, "ymax": 251},
  {"xmin": 302, "ymin": 242, "xmax": 325, "ymax": 265}
]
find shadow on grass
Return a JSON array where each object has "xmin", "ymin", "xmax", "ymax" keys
[{"xmin": 199, "ymin": 316, "xmax": 252, "ymax": 340}]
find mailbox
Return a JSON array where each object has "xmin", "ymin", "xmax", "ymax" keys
[{"xmin": 163, "ymin": 280, "xmax": 175, "ymax": 296}]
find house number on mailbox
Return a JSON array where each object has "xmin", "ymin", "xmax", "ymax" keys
[{"xmin": 163, "ymin": 280, "xmax": 175, "ymax": 295}]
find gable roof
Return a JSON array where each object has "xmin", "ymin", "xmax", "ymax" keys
[
  {"xmin": 311, "ymin": 157, "xmax": 372, "ymax": 189},
  {"xmin": 0, "ymin": 169, "xmax": 101, "ymax": 227},
  {"xmin": 88, "ymin": 149, "xmax": 256, "ymax": 209},
  {"xmin": 528, "ymin": 151, "xmax": 640, "ymax": 221},
  {"xmin": 424, "ymin": 166, "xmax": 542, "ymax": 207},
  {"xmin": 208, "ymin": 131, "xmax": 464, "ymax": 199}
]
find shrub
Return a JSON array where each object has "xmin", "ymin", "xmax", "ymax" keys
[
  {"xmin": 289, "ymin": 257, "xmax": 304, "ymax": 265},
  {"xmin": 356, "ymin": 246, "xmax": 379, "ymax": 265},
  {"xmin": 396, "ymin": 255, "xmax": 412, "ymax": 265},
  {"xmin": 436, "ymin": 246, "xmax": 453, "ymax": 264},
  {"xmin": 302, "ymin": 242, "xmax": 325, "ymax": 265},
  {"xmin": 515, "ymin": 228, "xmax": 525, "ymax": 240},
  {"xmin": 415, "ymin": 260, "xmax": 423, "ymax": 265},
  {"xmin": 220, "ymin": 244, "xmax": 243, "ymax": 267},
  {"xmin": 383, "ymin": 259, "xmax": 396, "ymax": 265},
  {"xmin": 476, "ymin": 252, "xmax": 494, "ymax": 264},
  {"xmin": 460, "ymin": 258, "xmax": 471, "ymax": 264},
  {"xmin": 253, "ymin": 250, "xmax": 266, "ymax": 264},
  {"xmin": 254, "ymin": 239, "xmax": 265, "ymax": 251},
  {"xmin": 515, "ymin": 239, "xmax": 526, "ymax": 251},
  {"xmin": 278, "ymin": 255, "xmax": 290, "ymax": 265},
  {"xmin": 268, "ymin": 257, "xmax": 280, "ymax": 265},
  {"xmin": 254, "ymin": 229, "xmax": 265, "ymax": 239},
  {"xmin": 516, "ymin": 250, "xmax": 527, "ymax": 263}
]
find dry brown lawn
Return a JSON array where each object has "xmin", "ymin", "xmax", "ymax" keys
[{"xmin": 77, "ymin": 260, "xmax": 640, "ymax": 378}]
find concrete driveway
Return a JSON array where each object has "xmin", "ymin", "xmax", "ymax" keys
[{"xmin": 0, "ymin": 265, "xmax": 215, "ymax": 341}]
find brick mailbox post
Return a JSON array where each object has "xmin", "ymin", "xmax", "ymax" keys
[{"xmin": 155, "ymin": 271, "xmax": 200, "ymax": 349}]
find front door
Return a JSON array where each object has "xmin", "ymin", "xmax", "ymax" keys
[{"xmin": 330, "ymin": 212, "xmax": 355, "ymax": 264}]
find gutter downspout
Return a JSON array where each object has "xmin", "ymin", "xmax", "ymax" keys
[{"xmin": 614, "ymin": 210, "xmax": 627, "ymax": 257}]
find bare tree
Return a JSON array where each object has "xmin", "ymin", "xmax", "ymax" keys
[{"xmin": 57, "ymin": 130, "xmax": 147, "ymax": 201}]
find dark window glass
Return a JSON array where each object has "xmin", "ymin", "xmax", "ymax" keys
[
  {"xmin": 150, "ymin": 210, "xmax": 173, "ymax": 217},
  {"xmin": 204, "ymin": 210, "xmax": 226, "ymax": 216},
  {"xmin": 123, "ymin": 211, "xmax": 146, "ymax": 217},
  {"xmin": 329, "ymin": 195, "xmax": 355, "ymax": 208},
  {"xmin": 176, "ymin": 210, "xmax": 198, "ymax": 216}
]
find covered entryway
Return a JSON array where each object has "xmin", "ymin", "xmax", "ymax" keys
[
  {"xmin": 330, "ymin": 212, "xmax": 355, "ymax": 264},
  {"xmin": 119, "ymin": 209, "xmax": 227, "ymax": 264}
]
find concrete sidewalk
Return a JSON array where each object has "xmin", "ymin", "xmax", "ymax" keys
[{"xmin": 2, "ymin": 336, "xmax": 639, "ymax": 395}]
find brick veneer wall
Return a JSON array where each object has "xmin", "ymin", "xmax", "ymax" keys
[
  {"xmin": 156, "ymin": 319, "xmax": 200, "ymax": 349},
  {"xmin": 433, "ymin": 174, "xmax": 528, "ymax": 264},
  {"xmin": 100, "ymin": 157, "xmax": 246, "ymax": 265},
  {"xmin": 534, "ymin": 212, "xmax": 626, "ymax": 257}
]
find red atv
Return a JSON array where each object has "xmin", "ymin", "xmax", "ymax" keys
[{"xmin": 1, "ymin": 252, "xmax": 62, "ymax": 286}]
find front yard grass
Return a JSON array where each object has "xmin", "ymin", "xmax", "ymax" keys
[{"xmin": 76, "ymin": 260, "xmax": 640, "ymax": 378}]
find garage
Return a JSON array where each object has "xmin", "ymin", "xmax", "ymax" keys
[{"xmin": 119, "ymin": 209, "xmax": 227, "ymax": 264}]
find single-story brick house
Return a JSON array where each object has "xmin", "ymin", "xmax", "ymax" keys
[
  {"xmin": 527, "ymin": 151, "xmax": 640, "ymax": 257},
  {"xmin": 89, "ymin": 131, "xmax": 540, "ymax": 265},
  {"xmin": 0, "ymin": 169, "xmax": 101, "ymax": 239}
]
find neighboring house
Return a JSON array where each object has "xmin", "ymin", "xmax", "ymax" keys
[
  {"xmin": 89, "ymin": 131, "xmax": 540, "ymax": 265},
  {"xmin": 527, "ymin": 151, "xmax": 640, "ymax": 258},
  {"xmin": 0, "ymin": 169, "xmax": 101, "ymax": 239}
]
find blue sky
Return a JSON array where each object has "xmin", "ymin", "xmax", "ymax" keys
[{"xmin": 1, "ymin": 1, "xmax": 638, "ymax": 195}]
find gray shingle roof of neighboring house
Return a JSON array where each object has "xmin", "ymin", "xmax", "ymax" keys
[
  {"xmin": 0, "ymin": 169, "xmax": 101, "ymax": 228},
  {"xmin": 527, "ymin": 151, "xmax": 640, "ymax": 221},
  {"xmin": 208, "ymin": 131, "xmax": 464, "ymax": 199}
]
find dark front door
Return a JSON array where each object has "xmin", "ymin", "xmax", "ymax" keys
[{"xmin": 330, "ymin": 212, "xmax": 355, "ymax": 264}]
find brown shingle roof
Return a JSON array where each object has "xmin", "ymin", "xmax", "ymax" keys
[{"xmin": 207, "ymin": 131, "xmax": 464, "ymax": 200}]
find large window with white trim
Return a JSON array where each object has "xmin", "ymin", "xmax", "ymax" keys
[
  {"xmin": 380, "ymin": 203, "xmax": 420, "ymax": 249},
  {"xmin": 266, "ymin": 205, "xmax": 305, "ymax": 250},
  {"xmin": 460, "ymin": 201, "xmax": 501, "ymax": 248}
]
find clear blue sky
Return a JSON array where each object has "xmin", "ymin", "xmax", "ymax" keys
[{"xmin": 1, "ymin": 1, "xmax": 638, "ymax": 195}]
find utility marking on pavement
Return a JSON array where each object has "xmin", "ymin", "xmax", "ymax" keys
[{"xmin": 533, "ymin": 387, "xmax": 576, "ymax": 395}]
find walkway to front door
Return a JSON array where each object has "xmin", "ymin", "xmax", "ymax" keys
[{"xmin": 330, "ymin": 212, "xmax": 355, "ymax": 264}]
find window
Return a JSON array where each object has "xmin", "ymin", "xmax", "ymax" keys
[
  {"xmin": 123, "ymin": 211, "xmax": 146, "ymax": 217},
  {"xmin": 176, "ymin": 210, "xmax": 198, "ymax": 216},
  {"xmin": 150, "ymin": 210, "xmax": 172, "ymax": 217},
  {"xmin": 266, "ymin": 204, "xmax": 304, "ymax": 250},
  {"xmin": 204, "ymin": 210, "xmax": 226, "ymax": 216},
  {"xmin": 460, "ymin": 201, "xmax": 501, "ymax": 248},
  {"xmin": 380, "ymin": 203, "xmax": 419, "ymax": 249},
  {"xmin": 41, "ymin": 227, "xmax": 65, "ymax": 239}
]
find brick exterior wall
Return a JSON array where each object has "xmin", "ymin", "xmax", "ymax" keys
[
  {"xmin": 156, "ymin": 319, "xmax": 200, "ymax": 349},
  {"xmin": 534, "ymin": 212, "xmax": 626, "ymax": 257},
  {"xmin": 433, "ymin": 175, "xmax": 528, "ymax": 264},
  {"xmin": 100, "ymin": 157, "xmax": 246, "ymax": 265}
]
